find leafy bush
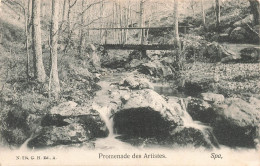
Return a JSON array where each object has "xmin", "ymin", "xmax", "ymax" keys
[{"xmin": 180, "ymin": 34, "xmax": 207, "ymax": 62}]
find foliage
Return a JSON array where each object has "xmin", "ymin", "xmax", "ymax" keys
[{"xmin": 180, "ymin": 34, "xmax": 207, "ymax": 62}]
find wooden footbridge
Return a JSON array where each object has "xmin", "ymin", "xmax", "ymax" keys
[{"xmin": 86, "ymin": 26, "xmax": 192, "ymax": 54}]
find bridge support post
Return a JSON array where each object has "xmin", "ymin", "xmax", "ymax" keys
[{"xmin": 141, "ymin": 49, "xmax": 146, "ymax": 58}]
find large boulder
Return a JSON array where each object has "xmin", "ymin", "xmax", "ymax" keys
[
  {"xmin": 186, "ymin": 97, "xmax": 216, "ymax": 124},
  {"xmin": 113, "ymin": 89, "xmax": 183, "ymax": 138},
  {"xmin": 200, "ymin": 93, "xmax": 225, "ymax": 104},
  {"xmin": 203, "ymin": 42, "xmax": 237, "ymax": 62},
  {"xmin": 101, "ymin": 56, "xmax": 128, "ymax": 69},
  {"xmin": 230, "ymin": 27, "xmax": 248, "ymax": 42},
  {"xmin": 186, "ymin": 97, "xmax": 260, "ymax": 148},
  {"xmin": 28, "ymin": 123, "xmax": 91, "ymax": 148},
  {"xmin": 240, "ymin": 47, "xmax": 260, "ymax": 63},
  {"xmin": 117, "ymin": 126, "xmax": 219, "ymax": 149},
  {"xmin": 119, "ymin": 75, "xmax": 154, "ymax": 90},
  {"xmin": 28, "ymin": 101, "xmax": 109, "ymax": 148},
  {"xmin": 233, "ymin": 15, "xmax": 253, "ymax": 27},
  {"xmin": 250, "ymin": 25, "xmax": 260, "ymax": 43},
  {"xmin": 181, "ymin": 77, "xmax": 215, "ymax": 97},
  {"xmin": 129, "ymin": 50, "xmax": 149, "ymax": 60},
  {"xmin": 125, "ymin": 59, "xmax": 145, "ymax": 69},
  {"xmin": 165, "ymin": 127, "xmax": 219, "ymax": 149},
  {"xmin": 139, "ymin": 60, "xmax": 173, "ymax": 78},
  {"xmin": 212, "ymin": 98, "xmax": 260, "ymax": 148}
]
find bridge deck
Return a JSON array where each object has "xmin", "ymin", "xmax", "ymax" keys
[{"xmin": 102, "ymin": 44, "xmax": 176, "ymax": 50}]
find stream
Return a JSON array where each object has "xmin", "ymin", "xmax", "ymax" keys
[{"xmin": 92, "ymin": 71, "xmax": 212, "ymax": 150}]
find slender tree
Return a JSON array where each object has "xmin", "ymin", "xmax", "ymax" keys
[
  {"xmin": 12, "ymin": 0, "xmax": 31, "ymax": 80},
  {"xmin": 32, "ymin": 0, "xmax": 46, "ymax": 82},
  {"xmin": 64, "ymin": 0, "xmax": 77, "ymax": 53},
  {"xmin": 50, "ymin": 0, "xmax": 60, "ymax": 99},
  {"xmin": 173, "ymin": 0, "xmax": 180, "ymax": 51},
  {"xmin": 79, "ymin": 0, "xmax": 85, "ymax": 56},
  {"xmin": 139, "ymin": 0, "xmax": 144, "ymax": 44}
]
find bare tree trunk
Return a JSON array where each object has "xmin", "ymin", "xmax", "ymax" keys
[
  {"xmin": 173, "ymin": 0, "xmax": 180, "ymax": 51},
  {"xmin": 79, "ymin": 0, "xmax": 85, "ymax": 56},
  {"xmin": 249, "ymin": 0, "xmax": 260, "ymax": 25},
  {"xmin": 113, "ymin": 0, "xmax": 116, "ymax": 42},
  {"xmin": 64, "ymin": 0, "xmax": 77, "ymax": 53},
  {"xmin": 32, "ymin": 0, "xmax": 46, "ymax": 82},
  {"xmin": 25, "ymin": 4, "xmax": 30, "ymax": 80},
  {"xmin": 62, "ymin": 0, "xmax": 67, "ymax": 23},
  {"xmin": 215, "ymin": 0, "xmax": 220, "ymax": 32},
  {"xmin": 139, "ymin": 0, "xmax": 144, "ymax": 44},
  {"xmin": 58, "ymin": 0, "xmax": 67, "ymax": 41},
  {"xmin": 100, "ymin": 0, "xmax": 104, "ymax": 43},
  {"xmin": 125, "ymin": 2, "xmax": 130, "ymax": 44},
  {"xmin": 50, "ymin": 0, "xmax": 60, "ymax": 99},
  {"xmin": 201, "ymin": 0, "xmax": 206, "ymax": 27}
]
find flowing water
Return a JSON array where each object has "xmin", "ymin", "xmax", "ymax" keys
[
  {"xmin": 92, "ymin": 72, "xmax": 137, "ymax": 149},
  {"xmin": 92, "ymin": 72, "xmax": 211, "ymax": 149}
]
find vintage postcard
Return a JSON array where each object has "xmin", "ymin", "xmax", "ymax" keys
[{"xmin": 0, "ymin": 0, "xmax": 259, "ymax": 165}]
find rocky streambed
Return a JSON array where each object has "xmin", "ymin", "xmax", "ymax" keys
[{"xmin": 22, "ymin": 70, "xmax": 260, "ymax": 151}]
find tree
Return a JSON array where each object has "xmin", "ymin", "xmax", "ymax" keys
[
  {"xmin": 64, "ymin": 0, "xmax": 77, "ymax": 53},
  {"xmin": 249, "ymin": 0, "xmax": 260, "ymax": 25},
  {"xmin": 215, "ymin": 0, "xmax": 220, "ymax": 31},
  {"xmin": 201, "ymin": 0, "xmax": 206, "ymax": 27},
  {"xmin": 139, "ymin": 0, "xmax": 144, "ymax": 44},
  {"xmin": 32, "ymin": 0, "xmax": 46, "ymax": 82},
  {"xmin": 11, "ymin": 0, "xmax": 31, "ymax": 81},
  {"xmin": 173, "ymin": 0, "xmax": 180, "ymax": 51},
  {"xmin": 49, "ymin": 0, "xmax": 60, "ymax": 99},
  {"xmin": 79, "ymin": 0, "xmax": 85, "ymax": 56}
]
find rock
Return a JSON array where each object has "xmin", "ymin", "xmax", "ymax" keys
[
  {"xmin": 249, "ymin": 97, "xmax": 260, "ymax": 110},
  {"xmin": 50, "ymin": 101, "xmax": 78, "ymax": 116},
  {"xmin": 230, "ymin": 27, "xmax": 248, "ymax": 42},
  {"xmin": 203, "ymin": 42, "xmax": 236, "ymax": 62},
  {"xmin": 240, "ymin": 47, "xmax": 260, "ymax": 63},
  {"xmin": 201, "ymin": 93, "xmax": 225, "ymax": 104},
  {"xmin": 139, "ymin": 60, "xmax": 173, "ymax": 78},
  {"xmin": 125, "ymin": 59, "xmax": 144, "ymax": 69},
  {"xmin": 114, "ymin": 89, "xmax": 183, "ymax": 138},
  {"xmin": 117, "ymin": 127, "xmax": 219, "ymax": 149},
  {"xmin": 233, "ymin": 14, "xmax": 253, "ymax": 27},
  {"xmin": 182, "ymin": 77, "xmax": 215, "ymax": 97},
  {"xmin": 101, "ymin": 56, "xmax": 128, "ymax": 69},
  {"xmin": 186, "ymin": 97, "xmax": 260, "ymax": 147},
  {"xmin": 233, "ymin": 15, "xmax": 253, "ymax": 27},
  {"xmin": 30, "ymin": 102, "xmax": 109, "ymax": 148},
  {"xmin": 186, "ymin": 97, "xmax": 215, "ymax": 124},
  {"xmin": 250, "ymin": 25, "xmax": 260, "ymax": 43},
  {"xmin": 120, "ymin": 76, "xmax": 154, "ymax": 90},
  {"xmin": 212, "ymin": 98, "xmax": 260, "ymax": 148},
  {"xmin": 28, "ymin": 123, "xmax": 90, "ymax": 148},
  {"xmin": 129, "ymin": 50, "xmax": 149, "ymax": 60},
  {"xmin": 218, "ymin": 33, "xmax": 229, "ymax": 42},
  {"xmin": 166, "ymin": 127, "xmax": 219, "ymax": 149},
  {"xmin": 224, "ymin": 27, "xmax": 233, "ymax": 35}
]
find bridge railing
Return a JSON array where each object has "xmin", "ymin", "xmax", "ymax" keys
[{"xmin": 85, "ymin": 26, "xmax": 193, "ymax": 45}]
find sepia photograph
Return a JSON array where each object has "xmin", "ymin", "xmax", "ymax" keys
[{"xmin": 0, "ymin": 0, "xmax": 259, "ymax": 165}]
